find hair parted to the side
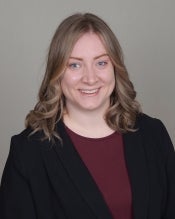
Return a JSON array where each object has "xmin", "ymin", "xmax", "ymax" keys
[{"xmin": 25, "ymin": 12, "xmax": 141, "ymax": 140}]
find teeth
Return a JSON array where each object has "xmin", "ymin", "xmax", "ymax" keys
[{"xmin": 80, "ymin": 89, "xmax": 98, "ymax": 94}]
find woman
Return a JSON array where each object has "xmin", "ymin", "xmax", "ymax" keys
[{"xmin": 0, "ymin": 13, "xmax": 174, "ymax": 219}]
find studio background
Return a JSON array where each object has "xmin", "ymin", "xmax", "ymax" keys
[{"xmin": 0, "ymin": 0, "xmax": 174, "ymax": 179}]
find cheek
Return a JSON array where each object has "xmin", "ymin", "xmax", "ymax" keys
[
  {"xmin": 109, "ymin": 79, "xmax": 115, "ymax": 94},
  {"xmin": 61, "ymin": 73, "xmax": 81, "ymax": 86},
  {"xmin": 104, "ymin": 69, "xmax": 115, "ymax": 84},
  {"xmin": 107, "ymin": 71, "xmax": 115, "ymax": 91},
  {"xmin": 61, "ymin": 73, "xmax": 82, "ymax": 96}
]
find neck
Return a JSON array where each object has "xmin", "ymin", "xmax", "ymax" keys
[{"xmin": 63, "ymin": 108, "xmax": 114, "ymax": 138}]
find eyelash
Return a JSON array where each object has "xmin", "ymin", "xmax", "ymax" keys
[
  {"xmin": 67, "ymin": 60, "xmax": 109, "ymax": 70},
  {"xmin": 97, "ymin": 61, "xmax": 108, "ymax": 67},
  {"xmin": 68, "ymin": 63, "xmax": 81, "ymax": 69}
]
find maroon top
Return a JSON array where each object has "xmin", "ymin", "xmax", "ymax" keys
[{"xmin": 66, "ymin": 126, "xmax": 133, "ymax": 219}]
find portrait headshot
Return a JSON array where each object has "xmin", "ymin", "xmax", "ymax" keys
[{"xmin": 0, "ymin": 1, "xmax": 174, "ymax": 219}]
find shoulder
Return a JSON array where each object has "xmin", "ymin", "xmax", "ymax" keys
[
  {"xmin": 6, "ymin": 128, "xmax": 56, "ymax": 179},
  {"xmin": 136, "ymin": 113, "xmax": 174, "ymax": 154},
  {"xmin": 9, "ymin": 128, "xmax": 53, "ymax": 165},
  {"xmin": 136, "ymin": 113, "xmax": 169, "ymax": 137},
  {"xmin": 136, "ymin": 113, "xmax": 170, "ymax": 137},
  {"xmin": 11, "ymin": 128, "xmax": 42, "ymax": 152},
  {"xmin": 137, "ymin": 113, "xmax": 163, "ymax": 128}
]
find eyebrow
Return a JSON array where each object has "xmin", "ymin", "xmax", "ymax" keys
[{"xmin": 69, "ymin": 53, "xmax": 109, "ymax": 61}]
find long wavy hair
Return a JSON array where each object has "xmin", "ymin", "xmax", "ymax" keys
[{"xmin": 25, "ymin": 12, "xmax": 141, "ymax": 140}]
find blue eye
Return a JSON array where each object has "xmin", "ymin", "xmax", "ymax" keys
[
  {"xmin": 68, "ymin": 63, "xmax": 81, "ymax": 69},
  {"xmin": 97, "ymin": 61, "xmax": 108, "ymax": 67}
]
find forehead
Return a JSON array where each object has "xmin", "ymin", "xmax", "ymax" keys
[{"xmin": 70, "ymin": 32, "xmax": 107, "ymax": 57}]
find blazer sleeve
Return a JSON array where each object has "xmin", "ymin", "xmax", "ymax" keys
[
  {"xmin": 0, "ymin": 137, "xmax": 37, "ymax": 219},
  {"xmin": 140, "ymin": 115, "xmax": 175, "ymax": 219},
  {"xmin": 160, "ymin": 121, "xmax": 175, "ymax": 219}
]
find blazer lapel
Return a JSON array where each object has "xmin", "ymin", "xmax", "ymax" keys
[
  {"xmin": 123, "ymin": 127, "xmax": 149, "ymax": 219},
  {"xmin": 41, "ymin": 121, "xmax": 113, "ymax": 219}
]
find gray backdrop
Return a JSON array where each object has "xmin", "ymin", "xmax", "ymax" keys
[{"xmin": 0, "ymin": 0, "xmax": 175, "ymax": 178}]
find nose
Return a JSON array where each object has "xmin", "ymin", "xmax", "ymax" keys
[{"xmin": 82, "ymin": 65, "xmax": 98, "ymax": 85}]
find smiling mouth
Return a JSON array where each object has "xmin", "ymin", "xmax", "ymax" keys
[{"xmin": 79, "ymin": 88, "xmax": 99, "ymax": 95}]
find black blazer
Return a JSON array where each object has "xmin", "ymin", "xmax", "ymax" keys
[{"xmin": 0, "ymin": 114, "xmax": 175, "ymax": 219}]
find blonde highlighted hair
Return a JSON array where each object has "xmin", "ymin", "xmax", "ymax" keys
[{"xmin": 25, "ymin": 12, "xmax": 141, "ymax": 140}]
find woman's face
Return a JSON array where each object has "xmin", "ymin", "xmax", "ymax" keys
[{"xmin": 61, "ymin": 32, "xmax": 115, "ymax": 115}]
